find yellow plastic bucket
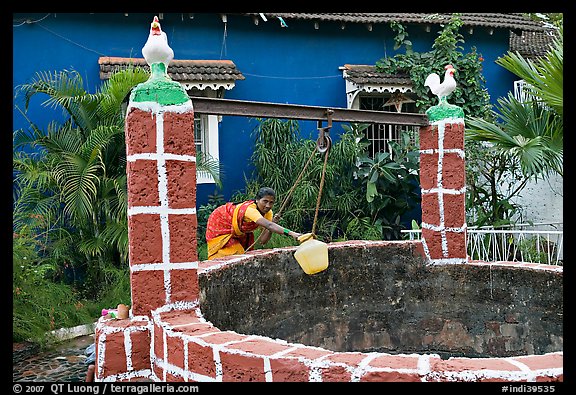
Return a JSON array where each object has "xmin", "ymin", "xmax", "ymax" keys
[{"xmin": 294, "ymin": 233, "xmax": 329, "ymax": 275}]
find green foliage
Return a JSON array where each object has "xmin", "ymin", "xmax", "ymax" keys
[
  {"xmin": 354, "ymin": 129, "xmax": 421, "ymax": 239},
  {"xmin": 197, "ymin": 243, "xmax": 208, "ymax": 262},
  {"xmin": 13, "ymin": 228, "xmax": 98, "ymax": 344},
  {"xmin": 246, "ymin": 119, "xmax": 356, "ymax": 241},
  {"xmin": 243, "ymin": 119, "xmax": 420, "ymax": 242},
  {"xmin": 13, "ymin": 67, "xmax": 148, "ymax": 275},
  {"xmin": 196, "ymin": 192, "xmax": 226, "ymax": 261},
  {"xmin": 466, "ymin": 92, "xmax": 563, "ymax": 180},
  {"xmin": 95, "ymin": 265, "xmax": 132, "ymax": 310},
  {"xmin": 464, "ymin": 19, "xmax": 562, "ymax": 228},
  {"xmin": 497, "ymin": 43, "xmax": 563, "ymax": 118},
  {"xmin": 464, "ymin": 140, "xmax": 526, "ymax": 227},
  {"xmin": 12, "ymin": 67, "xmax": 150, "ymax": 341},
  {"xmin": 390, "ymin": 21, "xmax": 413, "ymax": 53},
  {"xmin": 515, "ymin": 236, "xmax": 557, "ymax": 264},
  {"xmin": 375, "ymin": 13, "xmax": 562, "ymax": 228},
  {"xmin": 13, "ymin": 64, "xmax": 226, "ymax": 341},
  {"xmin": 525, "ymin": 13, "xmax": 563, "ymax": 27},
  {"xmin": 376, "ymin": 14, "xmax": 491, "ymax": 119},
  {"xmin": 466, "ymin": 21, "xmax": 563, "ymax": 182}
]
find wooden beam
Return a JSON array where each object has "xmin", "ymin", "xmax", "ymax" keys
[{"xmin": 191, "ymin": 97, "xmax": 429, "ymax": 126}]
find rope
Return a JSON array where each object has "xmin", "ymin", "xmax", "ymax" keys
[
  {"xmin": 275, "ymin": 146, "xmax": 317, "ymax": 218},
  {"xmin": 245, "ymin": 145, "xmax": 318, "ymax": 251},
  {"xmin": 312, "ymin": 141, "xmax": 330, "ymax": 236}
]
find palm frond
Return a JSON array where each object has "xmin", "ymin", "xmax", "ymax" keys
[
  {"xmin": 13, "ymin": 187, "xmax": 62, "ymax": 233},
  {"xmin": 113, "ymin": 175, "xmax": 129, "ymax": 219},
  {"xmin": 15, "ymin": 69, "xmax": 98, "ymax": 132},
  {"xmin": 508, "ymin": 136, "xmax": 548, "ymax": 177},
  {"xmin": 79, "ymin": 125, "xmax": 119, "ymax": 162},
  {"xmin": 78, "ymin": 235, "xmax": 108, "ymax": 258},
  {"xmin": 466, "ymin": 92, "xmax": 562, "ymax": 180},
  {"xmin": 41, "ymin": 124, "xmax": 84, "ymax": 155},
  {"xmin": 92, "ymin": 65, "xmax": 150, "ymax": 122},
  {"xmin": 196, "ymin": 151, "xmax": 222, "ymax": 188},
  {"xmin": 13, "ymin": 152, "xmax": 55, "ymax": 191},
  {"xmin": 99, "ymin": 222, "xmax": 129, "ymax": 264},
  {"xmin": 496, "ymin": 25, "xmax": 562, "ymax": 117},
  {"xmin": 16, "ymin": 70, "xmax": 85, "ymax": 111},
  {"xmin": 496, "ymin": 93, "xmax": 554, "ymax": 139},
  {"xmin": 53, "ymin": 153, "xmax": 101, "ymax": 221}
]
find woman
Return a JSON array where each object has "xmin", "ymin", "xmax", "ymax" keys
[{"xmin": 205, "ymin": 187, "xmax": 302, "ymax": 260}]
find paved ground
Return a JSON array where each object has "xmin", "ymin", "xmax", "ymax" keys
[{"xmin": 13, "ymin": 335, "xmax": 95, "ymax": 382}]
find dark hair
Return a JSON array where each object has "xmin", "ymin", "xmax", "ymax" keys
[{"xmin": 255, "ymin": 187, "xmax": 276, "ymax": 200}]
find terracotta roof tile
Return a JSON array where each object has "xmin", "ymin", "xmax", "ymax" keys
[
  {"xmin": 509, "ymin": 30, "xmax": 558, "ymax": 60},
  {"xmin": 246, "ymin": 13, "xmax": 555, "ymax": 61},
  {"xmin": 342, "ymin": 64, "xmax": 412, "ymax": 86},
  {"xmin": 98, "ymin": 57, "xmax": 245, "ymax": 82},
  {"xmin": 246, "ymin": 13, "xmax": 548, "ymax": 32}
]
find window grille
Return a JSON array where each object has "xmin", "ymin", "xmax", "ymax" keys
[
  {"xmin": 359, "ymin": 96, "xmax": 419, "ymax": 158},
  {"xmin": 194, "ymin": 115, "xmax": 206, "ymax": 157}
]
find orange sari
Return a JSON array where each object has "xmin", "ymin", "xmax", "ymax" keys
[{"xmin": 205, "ymin": 201, "xmax": 272, "ymax": 260}]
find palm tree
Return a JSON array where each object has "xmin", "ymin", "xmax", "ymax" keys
[
  {"xmin": 13, "ymin": 66, "xmax": 221, "ymax": 295},
  {"xmin": 465, "ymin": 22, "xmax": 563, "ymax": 180},
  {"xmin": 14, "ymin": 67, "xmax": 148, "ymax": 291}
]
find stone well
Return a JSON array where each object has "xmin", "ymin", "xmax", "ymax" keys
[
  {"xmin": 94, "ymin": 240, "xmax": 563, "ymax": 382},
  {"xmin": 198, "ymin": 242, "xmax": 563, "ymax": 360},
  {"xmin": 92, "ymin": 25, "xmax": 562, "ymax": 381}
]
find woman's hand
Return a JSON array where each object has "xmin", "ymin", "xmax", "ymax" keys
[{"xmin": 285, "ymin": 230, "xmax": 301, "ymax": 240}]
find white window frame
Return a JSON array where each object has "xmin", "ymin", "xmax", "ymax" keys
[
  {"xmin": 193, "ymin": 113, "xmax": 220, "ymax": 184},
  {"xmin": 181, "ymin": 87, "xmax": 224, "ymax": 185},
  {"xmin": 341, "ymin": 67, "xmax": 419, "ymax": 159}
]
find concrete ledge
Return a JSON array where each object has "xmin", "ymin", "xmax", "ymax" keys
[{"xmin": 48, "ymin": 322, "xmax": 96, "ymax": 342}]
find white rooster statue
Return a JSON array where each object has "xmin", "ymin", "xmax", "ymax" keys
[
  {"xmin": 131, "ymin": 15, "xmax": 188, "ymax": 105},
  {"xmin": 142, "ymin": 16, "xmax": 174, "ymax": 73},
  {"xmin": 424, "ymin": 64, "xmax": 456, "ymax": 105}
]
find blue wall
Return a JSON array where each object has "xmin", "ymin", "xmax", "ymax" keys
[{"xmin": 13, "ymin": 13, "xmax": 517, "ymax": 205}]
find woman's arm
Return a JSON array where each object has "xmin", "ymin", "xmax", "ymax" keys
[{"xmin": 255, "ymin": 217, "xmax": 301, "ymax": 244}]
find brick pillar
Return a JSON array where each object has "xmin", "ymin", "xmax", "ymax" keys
[
  {"xmin": 419, "ymin": 109, "xmax": 467, "ymax": 264},
  {"xmin": 125, "ymin": 66, "xmax": 199, "ymax": 316}
]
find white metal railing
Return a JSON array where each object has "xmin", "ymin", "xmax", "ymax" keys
[
  {"xmin": 401, "ymin": 223, "xmax": 563, "ymax": 265},
  {"xmin": 514, "ymin": 80, "xmax": 533, "ymax": 103},
  {"xmin": 513, "ymin": 79, "xmax": 550, "ymax": 110}
]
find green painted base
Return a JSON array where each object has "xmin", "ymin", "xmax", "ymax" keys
[
  {"xmin": 130, "ymin": 63, "xmax": 189, "ymax": 106},
  {"xmin": 425, "ymin": 102, "xmax": 464, "ymax": 123}
]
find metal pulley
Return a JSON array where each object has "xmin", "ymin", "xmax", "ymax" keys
[
  {"xmin": 316, "ymin": 128, "xmax": 332, "ymax": 153},
  {"xmin": 316, "ymin": 109, "xmax": 333, "ymax": 153}
]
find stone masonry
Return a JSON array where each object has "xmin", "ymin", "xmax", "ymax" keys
[{"xmin": 419, "ymin": 118, "xmax": 467, "ymax": 264}]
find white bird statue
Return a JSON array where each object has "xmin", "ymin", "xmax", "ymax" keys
[
  {"xmin": 142, "ymin": 16, "xmax": 174, "ymax": 70},
  {"xmin": 424, "ymin": 64, "xmax": 457, "ymax": 105}
]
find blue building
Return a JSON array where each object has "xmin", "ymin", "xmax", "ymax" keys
[{"xmin": 12, "ymin": 13, "xmax": 551, "ymax": 206}]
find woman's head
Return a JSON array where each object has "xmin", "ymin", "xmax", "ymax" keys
[
  {"xmin": 255, "ymin": 187, "xmax": 276, "ymax": 214},
  {"xmin": 255, "ymin": 187, "xmax": 276, "ymax": 200}
]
